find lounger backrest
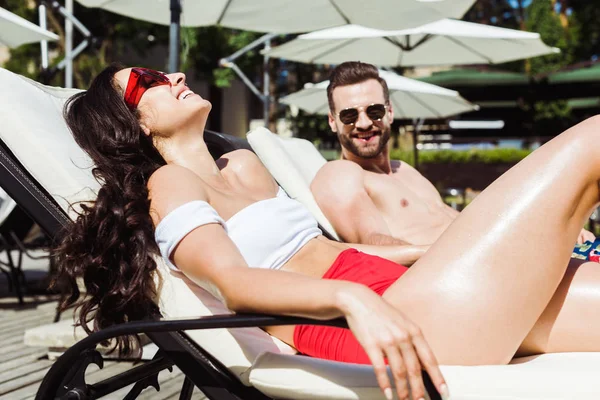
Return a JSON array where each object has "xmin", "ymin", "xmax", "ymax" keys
[
  {"xmin": 247, "ymin": 127, "xmax": 340, "ymax": 241},
  {"xmin": 0, "ymin": 67, "xmax": 295, "ymax": 385}
]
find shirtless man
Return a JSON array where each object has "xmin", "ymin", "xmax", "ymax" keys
[{"xmin": 311, "ymin": 61, "xmax": 595, "ymax": 246}]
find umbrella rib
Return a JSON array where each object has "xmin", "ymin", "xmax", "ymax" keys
[
  {"xmin": 386, "ymin": 34, "xmax": 434, "ymax": 63},
  {"xmin": 384, "ymin": 37, "xmax": 407, "ymax": 65},
  {"xmin": 328, "ymin": 0, "xmax": 351, "ymax": 24},
  {"xmin": 216, "ymin": 0, "xmax": 234, "ymax": 25},
  {"xmin": 410, "ymin": 34, "xmax": 434, "ymax": 50},
  {"xmin": 385, "ymin": 36, "xmax": 408, "ymax": 51},
  {"xmin": 446, "ymin": 36, "xmax": 494, "ymax": 64}
]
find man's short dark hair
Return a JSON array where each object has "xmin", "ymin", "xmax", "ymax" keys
[{"xmin": 327, "ymin": 61, "xmax": 389, "ymax": 113}]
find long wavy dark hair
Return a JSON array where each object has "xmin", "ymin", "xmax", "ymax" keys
[{"xmin": 52, "ymin": 64, "xmax": 167, "ymax": 355}]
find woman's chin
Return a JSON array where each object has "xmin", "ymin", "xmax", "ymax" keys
[{"xmin": 187, "ymin": 94, "xmax": 211, "ymax": 109}]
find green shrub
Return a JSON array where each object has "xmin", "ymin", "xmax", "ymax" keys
[{"xmin": 389, "ymin": 148, "xmax": 533, "ymax": 166}]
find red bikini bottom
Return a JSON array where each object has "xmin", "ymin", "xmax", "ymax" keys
[{"xmin": 292, "ymin": 248, "xmax": 409, "ymax": 364}]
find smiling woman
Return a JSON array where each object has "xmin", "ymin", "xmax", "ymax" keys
[{"xmin": 53, "ymin": 62, "xmax": 600, "ymax": 400}]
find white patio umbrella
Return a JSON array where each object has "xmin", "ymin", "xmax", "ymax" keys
[
  {"xmin": 0, "ymin": 6, "xmax": 59, "ymax": 48},
  {"xmin": 266, "ymin": 19, "xmax": 560, "ymax": 67},
  {"xmin": 75, "ymin": 0, "xmax": 476, "ymax": 71},
  {"xmin": 75, "ymin": 0, "xmax": 475, "ymax": 32},
  {"xmin": 280, "ymin": 70, "xmax": 478, "ymax": 119}
]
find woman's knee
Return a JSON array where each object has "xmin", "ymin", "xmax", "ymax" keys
[{"xmin": 561, "ymin": 116, "xmax": 600, "ymax": 158}]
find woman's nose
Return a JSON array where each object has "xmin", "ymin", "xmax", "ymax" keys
[{"xmin": 168, "ymin": 72, "xmax": 186, "ymax": 86}]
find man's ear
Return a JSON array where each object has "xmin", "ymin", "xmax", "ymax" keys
[
  {"xmin": 328, "ymin": 111, "xmax": 337, "ymax": 133},
  {"xmin": 387, "ymin": 103, "xmax": 394, "ymax": 122}
]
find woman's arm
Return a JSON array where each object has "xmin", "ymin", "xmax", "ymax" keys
[
  {"xmin": 174, "ymin": 224, "xmax": 446, "ymax": 400},
  {"xmin": 349, "ymin": 243, "xmax": 429, "ymax": 266}
]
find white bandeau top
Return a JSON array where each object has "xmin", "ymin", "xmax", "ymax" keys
[{"xmin": 154, "ymin": 187, "xmax": 322, "ymax": 274}]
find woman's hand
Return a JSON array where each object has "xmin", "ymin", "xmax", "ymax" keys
[{"xmin": 336, "ymin": 286, "xmax": 448, "ymax": 400}]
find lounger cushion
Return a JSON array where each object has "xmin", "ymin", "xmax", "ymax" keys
[{"xmin": 250, "ymin": 351, "xmax": 600, "ymax": 399}]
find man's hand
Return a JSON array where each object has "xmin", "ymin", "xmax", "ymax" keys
[
  {"xmin": 350, "ymin": 243, "xmax": 430, "ymax": 266},
  {"xmin": 366, "ymin": 232, "xmax": 412, "ymax": 246},
  {"xmin": 577, "ymin": 228, "xmax": 596, "ymax": 245}
]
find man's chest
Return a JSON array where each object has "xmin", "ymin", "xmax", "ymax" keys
[{"xmin": 364, "ymin": 170, "xmax": 443, "ymax": 214}]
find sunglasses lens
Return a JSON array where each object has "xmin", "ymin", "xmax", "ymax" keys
[
  {"xmin": 139, "ymin": 70, "xmax": 170, "ymax": 89},
  {"xmin": 366, "ymin": 104, "xmax": 386, "ymax": 120},
  {"xmin": 339, "ymin": 108, "xmax": 359, "ymax": 125}
]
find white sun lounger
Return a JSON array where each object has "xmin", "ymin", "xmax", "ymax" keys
[{"xmin": 0, "ymin": 66, "xmax": 443, "ymax": 399}]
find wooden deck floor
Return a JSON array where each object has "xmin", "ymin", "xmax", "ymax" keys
[{"xmin": 0, "ymin": 253, "xmax": 206, "ymax": 399}]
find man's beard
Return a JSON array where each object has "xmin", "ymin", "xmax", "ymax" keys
[{"xmin": 338, "ymin": 125, "xmax": 391, "ymax": 159}]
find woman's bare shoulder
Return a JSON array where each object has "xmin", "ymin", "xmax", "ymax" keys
[
  {"xmin": 218, "ymin": 149, "xmax": 261, "ymax": 171},
  {"xmin": 148, "ymin": 165, "xmax": 208, "ymax": 221},
  {"xmin": 220, "ymin": 149, "xmax": 278, "ymax": 192}
]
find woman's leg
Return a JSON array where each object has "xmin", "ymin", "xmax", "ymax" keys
[
  {"xmin": 518, "ymin": 259, "xmax": 600, "ymax": 356},
  {"xmin": 382, "ymin": 116, "xmax": 600, "ymax": 365}
]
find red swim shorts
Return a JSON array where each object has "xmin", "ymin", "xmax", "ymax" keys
[{"xmin": 293, "ymin": 248, "xmax": 409, "ymax": 364}]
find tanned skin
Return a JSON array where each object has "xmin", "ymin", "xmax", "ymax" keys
[{"xmin": 311, "ymin": 78, "xmax": 595, "ymax": 247}]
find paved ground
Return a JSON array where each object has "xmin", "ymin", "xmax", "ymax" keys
[{"xmin": 0, "ymin": 249, "xmax": 206, "ymax": 399}]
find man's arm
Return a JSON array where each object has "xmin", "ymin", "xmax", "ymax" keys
[
  {"xmin": 364, "ymin": 233, "xmax": 411, "ymax": 246},
  {"xmin": 311, "ymin": 160, "xmax": 404, "ymax": 245},
  {"xmin": 349, "ymin": 242, "xmax": 429, "ymax": 266}
]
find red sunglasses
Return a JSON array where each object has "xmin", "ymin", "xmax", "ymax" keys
[{"xmin": 124, "ymin": 67, "xmax": 171, "ymax": 110}]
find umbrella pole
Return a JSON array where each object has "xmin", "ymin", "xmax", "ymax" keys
[
  {"xmin": 263, "ymin": 38, "xmax": 271, "ymax": 127},
  {"xmin": 38, "ymin": 1, "xmax": 92, "ymax": 84},
  {"xmin": 412, "ymin": 118, "xmax": 424, "ymax": 171},
  {"xmin": 168, "ymin": 0, "xmax": 181, "ymax": 73},
  {"xmin": 219, "ymin": 33, "xmax": 278, "ymax": 127},
  {"xmin": 65, "ymin": 0, "xmax": 73, "ymax": 88},
  {"xmin": 38, "ymin": 3, "xmax": 49, "ymax": 70}
]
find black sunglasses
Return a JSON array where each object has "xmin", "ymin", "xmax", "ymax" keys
[{"xmin": 337, "ymin": 103, "xmax": 388, "ymax": 125}]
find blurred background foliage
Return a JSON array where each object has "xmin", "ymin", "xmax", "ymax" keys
[{"xmin": 391, "ymin": 148, "xmax": 533, "ymax": 166}]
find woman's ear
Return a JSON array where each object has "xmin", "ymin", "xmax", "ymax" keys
[{"xmin": 139, "ymin": 123, "xmax": 151, "ymax": 136}]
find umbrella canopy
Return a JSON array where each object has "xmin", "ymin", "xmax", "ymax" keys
[
  {"xmin": 266, "ymin": 19, "xmax": 559, "ymax": 66},
  {"xmin": 0, "ymin": 7, "xmax": 59, "ymax": 48},
  {"xmin": 74, "ymin": 0, "xmax": 475, "ymax": 32},
  {"xmin": 280, "ymin": 70, "xmax": 478, "ymax": 119}
]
